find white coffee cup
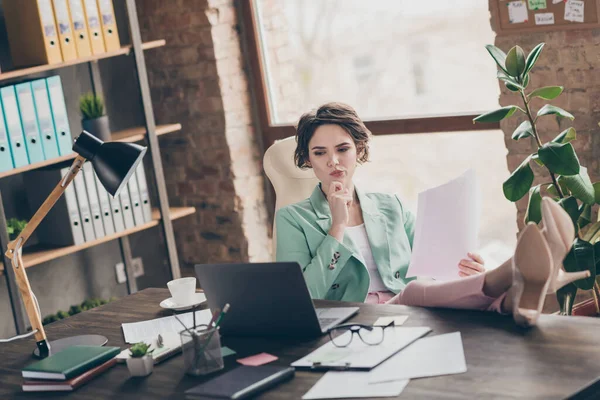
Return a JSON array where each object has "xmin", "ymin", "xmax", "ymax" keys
[{"xmin": 167, "ymin": 277, "xmax": 197, "ymax": 305}]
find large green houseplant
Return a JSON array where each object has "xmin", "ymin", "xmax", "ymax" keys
[{"xmin": 474, "ymin": 42, "xmax": 600, "ymax": 315}]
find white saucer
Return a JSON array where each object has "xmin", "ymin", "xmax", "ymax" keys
[{"xmin": 160, "ymin": 293, "xmax": 207, "ymax": 311}]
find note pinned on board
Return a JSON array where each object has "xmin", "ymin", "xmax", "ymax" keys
[
  {"xmin": 374, "ymin": 316, "xmax": 408, "ymax": 327},
  {"xmin": 552, "ymin": 0, "xmax": 562, "ymax": 3},
  {"xmin": 565, "ymin": 0, "xmax": 584, "ymax": 23},
  {"xmin": 508, "ymin": 1, "xmax": 529, "ymax": 23},
  {"xmin": 535, "ymin": 12, "xmax": 555, "ymax": 25},
  {"xmin": 528, "ymin": 0, "xmax": 547, "ymax": 10}
]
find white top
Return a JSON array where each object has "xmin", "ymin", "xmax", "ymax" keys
[{"xmin": 345, "ymin": 224, "xmax": 387, "ymax": 292}]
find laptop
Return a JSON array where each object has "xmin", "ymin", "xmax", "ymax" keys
[{"xmin": 194, "ymin": 262, "xmax": 359, "ymax": 337}]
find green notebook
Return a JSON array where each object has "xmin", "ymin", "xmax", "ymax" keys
[{"xmin": 22, "ymin": 345, "xmax": 120, "ymax": 380}]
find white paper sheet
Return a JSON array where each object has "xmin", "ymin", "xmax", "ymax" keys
[
  {"xmin": 291, "ymin": 327, "xmax": 431, "ymax": 370},
  {"xmin": 535, "ymin": 12, "xmax": 555, "ymax": 25},
  {"xmin": 406, "ymin": 169, "xmax": 481, "ymax": 281},
  {"xmin": 508, "ymin": 1, "xmax": 529, "ymax": 23},
  {"xmin": 303, "ymin": 372, "xmax": 409, "ymax": 399},
  {"xmin": 564, "ymin": 0, "xmax": 584, "ymax": 23},
  {"xmin": 121, "ymin": 309, "xmax": 212, "ymax": 343},
  {"xmin": 368, "ymin": 332, "xmax": 467, "ymax": 384}
]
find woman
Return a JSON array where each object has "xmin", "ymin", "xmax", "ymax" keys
[{"xmin": 275, "ymin": 102, "xmax": 590, "ymax": 327}]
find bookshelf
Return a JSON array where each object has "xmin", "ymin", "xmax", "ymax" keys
[
  {"xmin": 0, "ymin": 207, "xmax": 195, "ymax": 272},
  {"xmin": 0, "ymin": 0, "xmax": 192, "ymax": 335},
  {"xmin": 0, "ymin": 123, "xmax": 182, "ymax": 179}
]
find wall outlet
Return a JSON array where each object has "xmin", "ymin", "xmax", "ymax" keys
[
  {"xmin": 115, "ymin": 262, "xmax": 126, "ymax": 284},
  {"xmin": 132, "ymin": 257, "xmax": 144, "ymax": 278}
]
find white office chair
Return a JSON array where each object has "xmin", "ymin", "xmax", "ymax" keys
[{"xmin": 263, "ymin": 136, "xmax": 319, "ymax": 257}]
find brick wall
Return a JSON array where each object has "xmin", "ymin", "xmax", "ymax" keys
[
  {"xmin": 489, "ymin": 12, "xmax": 600, "ymax": 231},
  {"xmin": 136, "ymin": 0, "xmax": 271, "ymax": 267}
]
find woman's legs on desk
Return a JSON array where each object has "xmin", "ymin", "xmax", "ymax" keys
[{"xmin": 387, "ymin": 198, "xmax": 591, "ymax": 326}]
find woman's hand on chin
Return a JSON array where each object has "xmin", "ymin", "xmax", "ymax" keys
[{"xmin": 458, "ymin": 252, "xmax": 485, "ymax": 277}]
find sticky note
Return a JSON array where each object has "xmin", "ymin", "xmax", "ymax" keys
[
  {"xmin": 528, "ymin": 0, "xmax": 546, "ymax": 10},
  {"xmin": 565, "ymin": 0, "xmax": 584, "ymax": 23},
  {"xmin": 374, "ymin": 316, "xmax": 409, "ymax": 326},
  {"xmin": 221, "ymin": 346, "xmax": 236, "ymax": 357},
  {"xmin": 237, "ymin": 352, "xmax": 278, "ymax": 366},
  {"xmin": 508, "ymin": 1, "xmax": 529, "ymax": 24},
  {"xmin": 535, "ymin": 12, "xmax": 555, "ymax": 25}
]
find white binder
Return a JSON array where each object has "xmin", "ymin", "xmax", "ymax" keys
[
  {"xmin": 93, "ymin": 173, "xmax": 115, "ymax": 235},
  {"xmin": 127, "ymin": 171, "xmax": 145, "ymax": 226},
  {"xmin": 108, "ymin": 190, "xmax": 125, "ymax": 232},
  {"xmin": 82, "ymin": 162, "xmax": 105, "ymax": 238},
  {"xmin": 24, "ymin": 167, "xmax": 85, "ymax": 246},
  {"xmin": 73, "ymin": 170, "xmax": 95, "ymax": 241},
  {"xmin": 119, "ymin": 185, "xmax": 135, "ymax": 230},
  {"xmin": 135, "ymin": 163, "xmax": 152, "ymax": 223}
]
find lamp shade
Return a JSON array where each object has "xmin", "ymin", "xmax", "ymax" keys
[{"xmin": 72, "ymin": 130, "xmax": 147, "ymax": 196}]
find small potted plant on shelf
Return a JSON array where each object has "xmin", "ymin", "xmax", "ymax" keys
[
  {"xmin": 7, "ymin": 218, "xmax": 27, "ymax": 241},
  {"xmin": 79, "ymin": 93, "xmax": 111, "ymax": 141},
  {"xmin": 126, "ymin": 342, "xmax": 154, "ymax": 377}
]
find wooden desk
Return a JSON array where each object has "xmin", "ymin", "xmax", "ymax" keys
[{"xmin": 1, "ymin": 287, "xmax": 599, "ymax": 399}]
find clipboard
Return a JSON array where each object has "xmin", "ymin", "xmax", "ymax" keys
[{"xmin": 291, "ymin": 326, "xmax": 431, "ymax": 371}]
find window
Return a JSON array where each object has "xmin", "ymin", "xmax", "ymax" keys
[{"xmin": 253, "ymin": 0, "xmax": 499, "ymax": 124}]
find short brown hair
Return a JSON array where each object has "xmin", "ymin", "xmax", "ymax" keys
[{"xmin": 294, "ymin": 102, "xmax": 371, "ymax": 169}]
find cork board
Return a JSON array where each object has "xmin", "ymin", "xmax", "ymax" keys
[{"xmin": 492, "ymin": 0, "xmax": 600, "ymax": 34}]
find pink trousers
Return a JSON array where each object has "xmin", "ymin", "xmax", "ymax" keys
[{"xmin": 366, "ymin": 273, "xmax": 506, "ymax": 314}]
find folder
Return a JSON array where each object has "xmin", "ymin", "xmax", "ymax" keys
[
  {"xmin": 15, "ymin": 83, "xmax": 46, "ymax": 163},
  {"xmin": 135, "ymin": 164, "xmax": 152, "ymax": 223},
  {"xmin": 0, "ymin": 97, "xmax": 15, "ymax": 173},
  {"xmin": 73, "ymin": 171, "xmax": 96, "ymax": 242},
  {"xmin": 97, "ymin": 0, "xmax": 120, "ymax": 52},
  {"xmin": 93, "ymin": 173, "xmax": 115, "ymax": 235},
  {"xmin": 82, "ymin": 0, "xmax": 105, "ymax": 55},
  {"xmin": 67, "ymin": 0, "xmax": 93, "ymax": 58},
  {"xmin": 31, "ymin": 79, "xmax": 60, "ymax": 160},
  {"xmin": 127, "ymin": 172, "xmax": 145, "ymax": 226},
  {"xmin": 82, "ymin": 162, "xmax": 105, "ymax": 238},
  {"xmin": 0, "ymin": 86, "xmax": 29, "ymax": 168},
  {"xmin": 108, "ymin": 190, "xmax": 125, "ymax": 232},
  {"xmin": 2, "ymin": 0, "xmax": 63, "ymax": 67},
  {"xmin": 52, "ymin": 0, "xmax": 78, "ymax": 61},
  {"xmin": 24, "ymin": 167, "xmax": 85, "ymax": 246},
  {"xmin": 46, "ymin": 76, "xmax": 74, "ymax": 156},
  {"xmin": 119, "ymin": 186, "xmax": 135, "ymax": 230}
]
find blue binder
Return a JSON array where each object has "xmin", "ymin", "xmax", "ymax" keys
[
  {"xmin": 46, "ymin": 76, "xmax": 73, "ymax": 156},
  {"xmin": 0, "ymin": 97, "xmax": 15, "ymax": 172},
  {"xmin": 0, "ymin": 86, "xmax": 29, "ymax": 167},
  {"xmin": 31, "ymin": 79, "xmax": 60, "ymax": 160},
  {"xmin": 15, "ymin": 82, "xmax": 45, "ymax": 163}
]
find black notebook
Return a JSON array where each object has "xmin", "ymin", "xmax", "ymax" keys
[{"xmin": 185, "ymin": 365, "xmax": 294, "ymax": 399}]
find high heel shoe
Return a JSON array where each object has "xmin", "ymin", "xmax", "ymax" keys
[
  {"xmin": 540, "ymin": 197, "xmax": 590, "ymax": 293},
  {"xmin": 510, "ymin": 222, "xmax": 554, "ymax": 327}
]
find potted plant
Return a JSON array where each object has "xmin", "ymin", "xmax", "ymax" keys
[
  {"xmin": 79, "ymin": 93, "xmax": 111, "ymax": 141},
  {"xmin": 126, "ymin": 342, "xmax": 154, "ymax": 377},
  {"xmin": 7, "ymin": 218, "xmax": 27, "ymax": 241},
  {"xmin": 474, "ymin": 42, "xmax": 600, "ymax": 316}
]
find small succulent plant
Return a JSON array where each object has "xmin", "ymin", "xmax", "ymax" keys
[{"xmin": 129, "ymin": 342, "xmax": 153, "ymax": 358}]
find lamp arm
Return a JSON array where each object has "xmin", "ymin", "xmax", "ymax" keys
[{"xmin": 3, "ymin": 155, "xmax": 86, "ymax": 357}]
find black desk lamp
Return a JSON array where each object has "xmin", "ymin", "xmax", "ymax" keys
[{"xmin": 5, "ymin": 131, "xmax": 147, "ymax": 358}]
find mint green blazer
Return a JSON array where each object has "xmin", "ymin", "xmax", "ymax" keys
[{"xmin": 275, "ymin": 185, "xmax": 416, "ymax": 302}]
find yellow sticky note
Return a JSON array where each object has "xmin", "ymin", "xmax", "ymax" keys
[{"xmin": 374, "ymin": 316, "xmax": 408, "ymax": 326}]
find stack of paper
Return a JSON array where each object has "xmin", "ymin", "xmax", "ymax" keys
[
  {"xmin": 121, "ymin": 310, "xmax": 212, "ymax": 344},
  {"xmin": 301, "ymin": 332, "xmax": 467, "ymax": 399}
]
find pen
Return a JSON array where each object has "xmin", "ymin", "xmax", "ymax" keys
[
  {"xmin": 208, "ymin": 308, "xmax": 221, "ymax": 327},
  {"xmin": 213, "ymin": 304, "xmax": 230, "ymax": 329}
]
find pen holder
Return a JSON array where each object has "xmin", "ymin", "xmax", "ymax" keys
[{"xmin": 180, "ymin": 326, "xmax": 224, "ymax": 376}]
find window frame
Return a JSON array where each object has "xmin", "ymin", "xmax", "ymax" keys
[{"xmin": 239, "ymin": 0, "xmax": 500, "ymax": 149}]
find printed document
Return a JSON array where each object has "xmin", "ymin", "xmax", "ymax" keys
[
  {"xmin": 121, "ymin": 309, "xmax": 212, "ymax": 343},
  {"xmin": 406, "ymin": 169, "xmax": 481, "ymax": 280}
]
